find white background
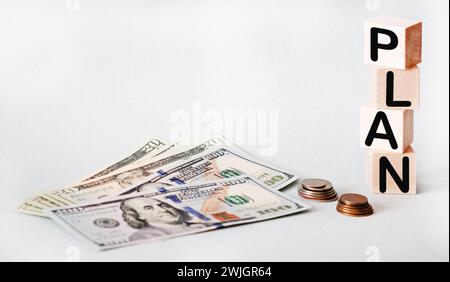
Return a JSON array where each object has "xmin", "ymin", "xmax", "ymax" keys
[{"xmin": 0, "ymin": 0, "xmax": 448, "ymax": 261}]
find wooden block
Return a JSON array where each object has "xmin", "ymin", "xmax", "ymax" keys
[
  {"xmin": 364, "ymin": 17, "xmax": 422, "ymax": 69},
  {"xmin": 369, "ymin": 66, "xmax": 420, "ymax": 110},
  {"xmin": 365, "ymin": 146, "xmax": 417, "ymax": 194},
  {"xmin": 360, "ymin": 105, "xmax": 414, "ymax": 153}
]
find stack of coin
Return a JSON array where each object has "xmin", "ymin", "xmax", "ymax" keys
[
  {"xmin": 298, "ymin": 178, "xmax": 338, "ymax": 202},
  {"xmin": 336, "ymin": 194, "xmax": 373, "ymax": 217}
]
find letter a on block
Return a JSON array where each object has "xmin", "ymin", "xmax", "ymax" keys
[
  {"xmin": 360, "ymin": 105, "xmax": 414, "ymax": 153},
  {"xmin": 365, "ymin": 111, "xmax": 399, "ymax": 149},
  {"xmin": 364, "ymin": 17, "xmax": 422, "ymax": 69},
  {"xmin": 365, "ymin": 147, "xmax": 417, "ymax": 194}
]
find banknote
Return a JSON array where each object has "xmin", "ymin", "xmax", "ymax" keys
[
  {"xmin": 15, "ymin": 195, "xmax": 66, "ymax": 216},
  {"xmin": 16, "ymin": 137, "xmax": 175, "ymax": 215},
  {"xmin": 50, "ymin": 138, "xmax": 233, "ymax": 203},
  {"xmin": 81, "ymin": 136, "xmax": 245, "ymax": 184},
  {"xmin": 87, "ymin": 143, "xmax": 187, "ymax": 182},
  {"xmin": 17, "ymin": 137, "xmax": 231, "ymax": 216},
  {"xmin": 118, "ymin": 146, "xmax": 297, "ymax": 197},
  {"xmin": 78, "ymin": 137, "xmax": 173, "ymax": 183},
  {"xmin": 46, "ymin": 176, "xmax": 309, "ymax": 250},
  {"xmin": 61, "ymin": 143, "xmax": 297, "ymax": 205},
  {"xmin": 16, "ymin": 203, "xmax": 47, "ymax": 217},
  {"xmin": 27, "ymin": 196, "xmax": 63, "ymax": 209}
]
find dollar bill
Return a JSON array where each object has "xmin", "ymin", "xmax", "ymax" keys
[
  {"xmin": 78, "ymin": 137, "xmax": 173, "ymax": 183},
  {"xmin": 46, "ymin": 176, "xmax": 309, "ymax": 250},
  {"xmin": 17, "ymin": 138, "xmax": 231, "ymax": 216},
  {"xmin": 17, "ymin": 201, "xmax": 42, "ymax": 212},
  {"xmin": 15, "ymin": 195, "xmax": 65, "ymax": 216},
  {"xmin": 49, "ymin": 138, "xmax": 233, "ymax": 204},
  {"xmin": 118, "ymin": 146, "xmax": 297, "ymax": 196},
  {"xmin": 82, "ymin": 136, "xmax": 247, "ymax": 184},
  {"xmin": 16, "ymin": 137, "xmax": 175, "ymax": 215},
  {"xmin": 16, "ymin": 193, "xmax": 75, "ymax": 217},
  {"xmin": 28, "ymin": 196, "xmax": 63, "ymax": 209},
  {"xmin": 91, "ymin": 143, "xmax": 186, "ymax": 181},
  {"xmin": 16, "ymin": 204, "xmax": 47, "ymax": 217},
  {"xmin": 60, "ymin": 142, "xmax": 297, "ymax": 205}
]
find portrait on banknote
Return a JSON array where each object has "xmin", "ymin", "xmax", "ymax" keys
[{"xmin": 120, "ymin": 197, "xmax": 209, "ymax": 240}]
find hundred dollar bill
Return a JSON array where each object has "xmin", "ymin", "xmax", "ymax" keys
[
  {"xmin": 41, "ymin": 138, "xmax": 231, "ymax": 208},
  {"xmin": 118, "ymin": 146, "xmax": 297, "ymax": 197},
  {"xmin": 46, "ymin": 176, "xmax": 309, "ymax": 250}
]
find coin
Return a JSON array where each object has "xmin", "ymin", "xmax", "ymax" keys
[
  {"xmin": 298, "ymin": 187, "xmax": 335, "ymax": 195},
  {"xmin": 336, "ymin": 193, "xmax": 373, "ymax": 217},
  {"xmin": 301, "ymin": 193, "xmax": 336, "ymax": 200},
  {"xmin": 336, "ymin": 202, "xmax": 371, "ymax": 209},
  {"xmin": 336, "ymin": 204, "xmax": 373, "ymax": 214},
  {"xmin": 312, "ymin": 196, "xmax": 338, "ymax": 202},
  {"xmin": 301, "ymin": 193, "xmax": 338, "ymax": 202},
  {"xmin": 302, "ymin": 179, "xmax": 328, "ymax": 189},
  {"xmin": 302, "ymin": 185, "xmax": 334, "ymax": 193},
  {"xmin": 338, "ymin": 194, "xmax": 369, "ymax": 207},
  {"xmin": 298, "ymin": 178, "xmax": 338, "ymax": 202},
  {"xmin": 336, "ymin": 209, "xmax": 373, "ymax": 217}
]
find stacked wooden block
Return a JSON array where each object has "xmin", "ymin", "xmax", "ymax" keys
[{"xmin": 361, "ymin": 17, "xmax": 422, "ymax": 194}]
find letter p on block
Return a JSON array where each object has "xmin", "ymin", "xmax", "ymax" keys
[{"xmin": 364, "ymin": 17, "xmax": 422, "ymax": 69}]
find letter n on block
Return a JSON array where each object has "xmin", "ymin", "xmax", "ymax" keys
[
  {"xmin": 360, "ymin": 105, "xmax": 414, "ymax": 153},
  {"xmin": 365, "ymin": 147, "xmax": 417, "ymax": 194}
]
